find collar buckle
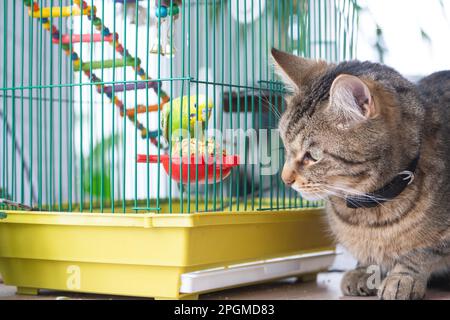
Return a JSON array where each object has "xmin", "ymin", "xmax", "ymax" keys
[
  {"xmin": 399, "ymin": 170, "xmax": 415, "ymax": 185},
  {"xmin": 345, "ymin": 154, "xmax": 419, "ymax": 209}
]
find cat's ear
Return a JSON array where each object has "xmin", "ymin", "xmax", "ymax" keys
[
  {"xmin": 271, "ymin": 48, "xmax": 328, "ymax": 91},
  {"xmin": 329, "ymin": 74, "xmax": 377, "ymax": 125}
]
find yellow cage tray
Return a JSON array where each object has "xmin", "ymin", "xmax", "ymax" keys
[{"xmin": 0, "ymin": 207, "xmax": 333, "ymax": 299}]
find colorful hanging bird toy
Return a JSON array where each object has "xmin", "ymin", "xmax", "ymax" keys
[{"xmin": 150, "ymin": 0, "xmax": 182, "ymax": 57}]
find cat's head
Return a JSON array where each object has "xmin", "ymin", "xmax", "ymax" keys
[{"xmin": 272, "ymin": 48, "xmax": 424, "ymax": 201}]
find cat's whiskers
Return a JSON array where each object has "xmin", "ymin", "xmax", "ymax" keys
[
  {"xmin": 321, "ymin": 186, "xmax": 366, "ymax": 208},
  {"xmin": 286, "ymin": 176, "xmax": 392, "ymax": 211},
  {"xmin": 327, "ymin": 184, "xmax": 387, "ymax": 201},
  {"xmin": 310, "ymin": 191, "xmax": 327, "ymax": 202},
  {"xmin": 261, "ymin": 95, "xmax": 282, "ymax": 120},
  {"xmin": 324, "ymin": 188, "xmax": 357, "ymax": 206},
  {"xmin": 325, "ymin": 184, "xmax": 391, "ymax": 210}
]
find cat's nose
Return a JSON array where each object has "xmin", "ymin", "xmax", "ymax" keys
[{"xmin": 281, "ymin": 165, "xmax": 296, "ymax": 186}]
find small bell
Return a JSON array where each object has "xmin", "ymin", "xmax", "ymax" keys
[
  {"xmin": 163, "ymin": 17, "xmax": 176, "ymax": 58},
  {"xmin": 164, "ymin": 43, "xmax": 176, "ymax": 58},
  {"xmin": 150, "ymin": 42, "xmax": 164, "ymax": 55}
]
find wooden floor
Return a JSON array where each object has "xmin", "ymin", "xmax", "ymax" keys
[{"xmin": 1, "ymin": 271, "xmax": 449, "ymax": 300}]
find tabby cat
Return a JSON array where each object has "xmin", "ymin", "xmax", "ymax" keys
[{"xmin": 272, "ymin": 48, "xmax": 450, "ymax": 300}]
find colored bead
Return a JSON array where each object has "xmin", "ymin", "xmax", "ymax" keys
[
  {"xmin": 155, "ymin": 6, "xmax": 168, "ymax": 18},
  {"xmin": 116, "ymin": 46, "xmax": 124, "ymax": 52},
  {"xmin": 168, "ymin": 5, "xmax": 179, "ymax": 16},
  {"xmin": 103, "ymin": 27, "xmax": 110, "ymax": 36},
  {"xmin": 71, "ymin": 53, "xmax": 78, "ymax": 61},
  {"xmin": 93, "ymin": 17, "xmax": 102, "ymax": 26}
]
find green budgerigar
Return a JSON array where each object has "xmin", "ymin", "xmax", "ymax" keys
[{"xmin": 161, "ymin": 95, "xmax": 213, "ymax": 143}]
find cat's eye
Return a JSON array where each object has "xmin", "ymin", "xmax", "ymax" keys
[
  {"xmin": 309, "ymin": 149, "xmax": 322, "ymax": 161},
  {"xmin": 301, "ymin": 152, "xmax": 316, "ymax": 165},
  {"xmin": 302, "ymin": 149, "xmax": 321, "ymax": 165}
]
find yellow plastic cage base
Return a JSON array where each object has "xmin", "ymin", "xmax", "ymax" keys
[{"xmin": 0, "ymin": 207, "xmax": 333, "ymax": 299}]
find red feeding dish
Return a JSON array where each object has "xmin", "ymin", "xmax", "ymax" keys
[{"xmin": 137, "ymin": 154, "xmax": 240, "ymax": 184}]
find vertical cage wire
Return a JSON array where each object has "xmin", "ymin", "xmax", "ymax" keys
[{"xmin": 0, "ymin": 0, "xmax": 359, "ymax": 214}]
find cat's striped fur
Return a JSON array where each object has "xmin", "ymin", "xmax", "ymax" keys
[{"xmin": 272, "ymin": 48, "xmax": 450, "ymax": 300}]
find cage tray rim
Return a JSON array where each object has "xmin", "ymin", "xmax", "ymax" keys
[{"xmin": 0, "ymin": 207, "xmax": 326, "ymax": 228}]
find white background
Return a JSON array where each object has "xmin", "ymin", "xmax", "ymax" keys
[{"xmin": 357, "ymin": 0, "xmax": 450, "ymax": 77}]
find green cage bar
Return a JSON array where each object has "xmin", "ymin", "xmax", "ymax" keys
[{"xmin": 0, "ymin": 0, "xmax": 359, "ymax": 214}]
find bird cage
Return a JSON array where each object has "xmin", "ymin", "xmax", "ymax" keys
[{"xmin": 0, "ymin": 0, "xmax": 358, "ymax": 299}]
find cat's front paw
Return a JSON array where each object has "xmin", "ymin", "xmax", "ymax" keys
[
  {"xmin": 341, "ymin": 268, "xmax": 378, "ymax": 297},
  {"xmin": 378, "ymin": 274, "xmax": 426, "ymax": 300}
]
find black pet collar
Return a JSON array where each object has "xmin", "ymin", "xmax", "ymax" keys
[{"xmin": 346, "ymin": 155, "xmax": 420, "ymax": 209}]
